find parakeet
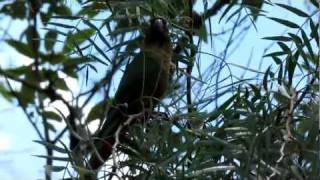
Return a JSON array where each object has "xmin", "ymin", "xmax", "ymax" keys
[{"xmin": 87, "ymin": 18, "xmax": 172, "ymax": 171}]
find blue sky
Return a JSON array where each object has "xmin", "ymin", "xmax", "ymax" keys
[{"xmin": 0, "ymin": 1, "xmax": 317, "ymax": 179}]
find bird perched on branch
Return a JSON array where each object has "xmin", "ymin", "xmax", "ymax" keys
[{"xmin": 87, "ymin": 18, "xmax": 172, "ymax": 173}]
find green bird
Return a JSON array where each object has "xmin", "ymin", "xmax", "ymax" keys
[{"xmin": 87, "ymin": 18, "xmax": 172, "ymax": 171}]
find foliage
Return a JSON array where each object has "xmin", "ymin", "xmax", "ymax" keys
[{"xmin": 0, "ymin": 0, "xmax": 319, "ymax": 179}]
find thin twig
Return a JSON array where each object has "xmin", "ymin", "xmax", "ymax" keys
[
  {"xmin": 111, "ymin": 113, "xmax": 142, "ymax": 180},
  {"xmin": 2, "ymin": 73, "xmax": 44, "ymax": 140},
  {"xmin": 186, "ymin": 0, "xmax": 195, "ymax": 114}
]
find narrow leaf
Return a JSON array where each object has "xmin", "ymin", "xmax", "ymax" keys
[
  {"xmin": 44, "ymin": 30, "xmax": 58, "ymax": 51},
  {"xmin": 42, "ymin": 111, "xmax": 62, "ymax": 122},
  {"xmin": 309, "ymin": 20, "xmax": 319, "ymax": 45},
  {"xmin": 208, "ymin": 93, "xmax": 237, "ymax": 121},
  {"xmin": 301, "ymin": 29, "xmax": 315, "ymax": 61},
  {"xmin": 277, "ymin": 42, "xmax": 291, "ymax": 53},
  {"xmin": 45, "ymin": 165, "xmax": 65, "ymax": 172},
  {"xmin": 34, "ymin": 155, "xmax": 69, "ymax": 161},
  {"xmin": 276, "ymin": 3, "xmax": 309, "ymax": 17},
  {"xmin": 278, "ymin": 63, "xmax": 283, "ymax": 84},
  {"xmin": 269, "ymin": 17, "xmax": 300, "ymax": 29},
  {"xmin": 263, "ymin": 66, "xmax": 271, "ymax": 91},
  {"xmin": 262, "ymin": 36, "xmax": 291, "ymax": 42},
  {"xmin": 47, "ymin": 22, "xmax": 75, "ymax": 29},
  {"xmin": 6, "ymin": 39, "xmax": 34, "ymax": 58},
  {"xmin": 33, "ymin": 140, "xmax": 68, "ymax": 154},
  {"xmin": 264, "ymin": 51, "xmax": 287, "ymax": 57}
]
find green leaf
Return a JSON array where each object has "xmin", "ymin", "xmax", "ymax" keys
[
  {"xmin": 296, "ymin": 43, "xmax": 310, "ymax": 69},
  {"xmin": 51, "ymin": 15, "xmax": 80, "ymax": 20},
  {"xmin": 262, "ymin": 36, "xmax": 291, "ymax": 42},
  {"xmin": 62, "ymin": 57, "xmax": 92, "ymax": 78},
  {"xmin": 63, "ymin": 57, "xmax": 92, "ymax": 68},
  {"xmin": 310, "ymin": 0, "xmax": 319, "ymax": 8},
  {"xmin": 45, "ymin": 165, "xmax": 65, "ymax": 172},
  {"xmin": 34, "ymin": 155, "xmax": 70, "ymax": 162},
  {"xmin": 63, "ymin": 28, "xmax": 95, "ymax": 52},
  {"xmin": 89, "ymin": 55, "xmax": 109, "ymax": 66},
  {"xmin": 42, "ymin": 111, "xmax": 62, "ymax": 122},
  {"xmin": 268, "ymin": 17, "xmax": 300, "ymax": 29},
  {"xmin": 301, "ymin": 29, "xmax": 315, "ymax": 62},
  {"xmin": 288, "ymin": 33, "xmax": 303, "ymax": 45},
  {"xmin": 6, "ymin": 39, "xmax": 34, "ymax": 58},
  {"xmin": 275, "ymin": 87, "xmax": 291, "ymax": 105},
  {"xmin": 249, "ymin": 84, "xmax": 261, "ymax": 100},
  {"xmin": 219, "ymin": 3, "xmax": 235, "ymax": 23},
  {"xmin": 47, "ymin": 22, "xmax": 75, "ymax": 29},
  {"xmin": 86, "ymin": 63, "xmax": 98, "ymax": 73},
  {"xmin": 208, "ymin": 93, "xmax": 237, "ymax": 121},
  {"xmin": 45, "ymin": 30, "xmax": 58, "ymax": 51},
  {"xmin": 5, "ymin": 66, "xmax": 32, "ymax": 76},
  {"xmin": 272, "ymin": 56, "xmax": 282, "ymax": 64},
  {"xmin": 86, "ymin": 101, "xmax": 110, "ymax": 122},
  {"xmin": 287, "ymin": 53, "xmax": 297, "ymax": 86},
  {"xmin": 264, "ymin": 51, "xmax": 287, "ymax": 57},
  {"xmin": 0, "ymin": 1, "xmax": 26, "ymax": 19},
  {"xmin": 243, "ymin": 0, "xmax": 264, "ymax": 20},
  {"xmin": 19, "ymin": 84, "xmax": 35, "ymax": 107},
  {"xmin": 263, "ymin": 66, "xmax": 271, "ymax": 91},
  {"xmin": 277, "ymin": 42, "xmax": 291, "ymax": 53},
  {"xmin": 63, "ymin": 67, "xmax": 78, "ymax": 78},
  {"xmin": 0, "ymin": 84, "xmax": 12, "ymax": 101},
  {"xmin": 82, "ymin": 19, "xmax": 111, "ymax": 48},
  {"xmin": 33, "ymin": 140, "xmax": 68, "ymax": 154},
  {"xmin": 225, "ymin": 6, "xmax": 242, "ymax": 23},
  {"xmin": 276, "ymin": 3, "xmax": 309, "ymax": 17},
  {"xmin": 43, "ymin": 27, "xmax": 68, "ymax": 37},
  {"xmin": 309, "ymin": 20, "xmax": 319, "ymax": 46},
  {"xmin": 40, "ymin": 53, "xmax": 66, "ymax": 64},
  {"xmin": 44, "ymin": 121, "xmax": 56, "ymax": 132},
  {"xmin": 194, "ymin": 24, "xmax": 208, "ymax": 42},
  {"xmin": 25, "ymin": 26, "xmax": 40, "ymax": 52},
  {"xmin": 55, "ymin": 78, "xmax": 69, "ymax": 91},
  {"xmin": 40, "ymin": 12, "xmax": 50, "ymax": 25},
  {"xmin": 277, "ymin": 63, "xmax": 283, "ymax": 84},
  {"xmin": 52, "ymin": 4, "xmax": 72, "ymax": 16}
]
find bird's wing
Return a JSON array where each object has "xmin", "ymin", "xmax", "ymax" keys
[
  {"xmin": 95, "ymin": 51, "xmax": 163, "ymax": 139},
  {"xmin": 114, "ymin": 51, "xmax": 163, "ymax": 105}
]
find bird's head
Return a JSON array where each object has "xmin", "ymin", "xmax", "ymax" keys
[
  {"xmin": 150, "ymin": 18, "xmax": 168, "ymax": 35},
  {"xmin": 144, "ymin": 17, "xmax": 170, "ymax": 47}
]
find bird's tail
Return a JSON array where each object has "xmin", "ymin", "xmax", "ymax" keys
[{"xmin": 88, "ymin": 107, "xmax": 124, "ymax": 170}]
